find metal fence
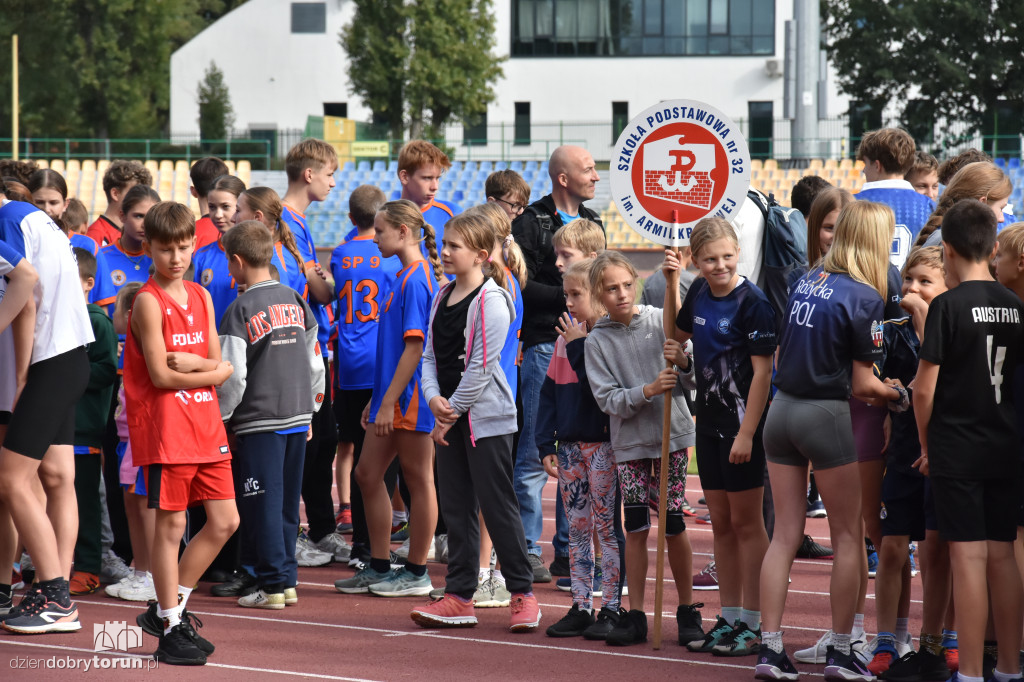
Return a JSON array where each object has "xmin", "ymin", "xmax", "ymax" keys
[{"xmin": 5, "ymin": 117, "xmax": 1021, "ymax": 166}]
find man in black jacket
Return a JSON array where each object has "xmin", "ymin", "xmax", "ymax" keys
[{"xmin": 511, "ymin": 145, "xmax": 602, "ymax": 582}]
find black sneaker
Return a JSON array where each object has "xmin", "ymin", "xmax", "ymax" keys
[
  {"xmin": 545, "ymin": 603, "xmax": 595, "ymax": 637},
  {"xmin": 688, "ymin": 615, "xmax": 736, "ymax": 652},
  {"xmin": 824, "ymin": 644, "xmax": 874, "ymax": 681},
  {"xmin": 528, "ymin": 554, "xmax": 551, "ymax": 583},
  {"xmin": 795, "ymin": 534, "xmax": 834, "ymax": 559},
  {"xmin": 755, "ymin": 644, "xmax": 800, "ymax": 681},
  {"xmin": 549, "ymin": 555, "xmax": 570, "ymax": 577},
  {"xmin": 210, "ymin": 570, "xmax": 258, "ymax": 597},
  {"xmin": 676, "ymin": 602, "xmax": 705, "ymax": 647},
  {"xmin": 0, "ymin": 585, "xmax": 12, "ymax": 620},
  {"xmin": 137, "ymin": 602, "xmax": 214, "ymax": 655},
  {"xmin": 879, "ymin": 649, "xmax": 949, "ymax": 682},
  {"xmin": 583, "ymin": 607, "xmax": 620, "ymax": 641},
  {"xmin": 154, "ymin": 623, "xmax": 207, "ymax": 665},
  {"xmin": 712, "ymin": 621, "xmax": 761, "ymax": 656},
  {"xmin": 606, "ymin": 609, "xmax": 647, "ymax": 646}
]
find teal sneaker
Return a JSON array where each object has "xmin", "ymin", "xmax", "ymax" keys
[
  {"xmin": 334, "ymin": 566, "xmax": 393, "ymax": 594},
  {"xmin": 367, "ymin": 568, "xmax": 433, "ymax": 597},
  {"xmin": 712, "ymin": 621, "xmax": 761, "ymax": 656},
  {"xmin": 687, "ymin": 615, "xmax": 735, "ymax": 652}
]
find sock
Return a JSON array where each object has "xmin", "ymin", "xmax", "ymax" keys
[
  {"xmin": 479, "ymin": 567, "xmax": 490, "ymax": 583},
  {"xmin": 177, "ymin": 584, "xmax": 193, "ymax": 610},
  {"xmin": 493, "ymin": 570, "xmax": 505, "ymax": 585},
  {"xmin": 370, "ymin": 557, "xmax": 391, "ymax": 574},
  {"xmin": 852, "ymin": 613, "xmax": 865, "ymax": 637},
  {"xmin": 134, "ymin": 568, "xmax": 147, "ymax": 581},
  {"xmin": 994, "ymin": 670, "xmax": 1020, "ymax": 682},
  {"xmin": 895, "ymin": 617, "xmax": 909, "ymax": 641},
  {"xmin": 762, "ymin": 631, "xmax": 783, "ymax": 654},
  {"xmin": 451, "ymin": 593, "xmax": 472, "ymax": 603},
  {"xmin": 405, "ymin": 562, "xmax": 426, "ymax": 578},
  {"xmin": 942, "ymin": 628, "xmax": 958, "ymax": 648},
  {"xmin": 392, "ymin": 511, "xmax": 408, "ymax": 525},
  {"xmin": 339, "ymin": 503, "xmax": 351, "ymax": 512},
  {"xmin": 920, "ymin": 632, "xmax": 944, "ymax": 656},
  {"xmin": 38, "ymin": 577, "xmax": 69, "ymax": 605},
  {"xmin": 721, "ymin": 605, "xmax": 741, "ymax": 625},
  {"xmin": 740, "ymin": 608, "xmax": 761, "ymax": 630},
  {"xmin": 956, "ymin": 676, "xmax": 983, "ymax": 682},
  {"xmin": 875, "ymin": 631, "xmax": 896, "ymax": 652},
  {"xmin": 158, "ymin": 603, "xmax": 183, "ymax": 634},
  {"xmin": 0, "ymin": 583, "xmax": 11, "ymax": 598},
  {"xmin": 832, "ymin": 632, "xmax": 852, "ymax": 655}
]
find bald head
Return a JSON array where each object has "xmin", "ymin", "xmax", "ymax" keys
[{"xmin": 549, "ymin": 145, "xmax": 599, "ymax": 209}]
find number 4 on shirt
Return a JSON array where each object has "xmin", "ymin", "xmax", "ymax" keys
[{"xmin": 987, "ymin": 335, "xmax": 1007, "ymax": 404}]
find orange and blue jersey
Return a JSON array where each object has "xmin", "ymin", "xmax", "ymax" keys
[
  {"xmin": 281, "ymin": 204, "xmax": 330, "ymax": 354},
  {"xmin": 369, "ymin": 260, "xmax": 436, "ymax": 433},
  {"xmin": 70, "ymin": 232, "xmax": 98, "ymax": 256},
  {"xmin": 329, "ymin": 234, "xmax": 401, "ymax": 390},
  {"xmin": 93, "ymin": 241, "xmax": 152, "ymax": 314},
  {"xmin": 271, "ymin": 242, "xmax": 309, "ymax": 299},
  {"xmin": 193, "ymin": 240, "xmax": 237, "ymax": 324},
  {"xmin": 420, "ymin": 199, "xmax": 460, "ymax": 270},
  {"xmin": 501, "ymin": 268, "xmax": 523, "ymax": 401}
]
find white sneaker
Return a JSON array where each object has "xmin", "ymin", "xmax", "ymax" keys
[
  {"xmin": 99, "ymin": 550, "xmax": 132, "ymax": 584},
  {"xmin": 894, "ymin": 632, "xmax": 913, "ymax": 657},
  {"xmin": 238, "ymin": 589, "xmax": 285, "ymax": 610},
  {"xmin": 794, "ymin": 630, "xmax": 869, "ymax": 664},
  {"xmin": 119, "ymin": 573, "xmax": 157, "ymax": 602},
  {"xmin": 852, "ymin": 632, "xmax": 870, "ymax": 665},
  {"xmin": 104, "ymin": 574, "xmax": 136, "ymax": 599},
  {"xmin": 394, "ymin": 538, "xmax": 410, "ymax": 559},
  {"xmin": 433, "ymin": 534, "xmax": 448, "ymax": 564},
  {"xmin": 315, "ymin": 532, "xmax": 352, "ymax": 563},
  {"xmin": 295, "ymin": 532, "xmax": 332, "ymax": 567}
]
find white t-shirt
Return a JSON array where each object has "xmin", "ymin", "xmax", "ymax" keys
[{"xmin": 0, "ymin": 198, "xmax": 93, "ymax": 364}]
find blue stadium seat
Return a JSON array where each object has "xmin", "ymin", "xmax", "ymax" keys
[
  {"xmin": 463, "ymin": 161, "xmax": 478, "ymax": 174},
  {"xmin": 449, "ymin": 161, "xmax": 462, "ymax": 174},
  {"xmin": 357, "ymin": 160, "xmax": 371, "ymax": 172},
  {"xmin": 342, "ymin": 161, "xmax": 355, "ymax": 172},
  {"xmin": 510, "ymin": 161, "xmax": 524, "ymax": 172},
  {"xmin": 1010, "ymin": 157, "xmax": 1022, "ymax": 171},
  {"xmin": 479, "ymin": 161, "xmax": 493, "ymax": 172},
  {"xmin": 452, "ymin": 190, "xmax": 465, "ymax": 203},
  {"xmin": 390, "ymin": 189, "xmax": 402, "ymax": 200},
  {"xmin": 494, "ymin": 161, "xmax": 508, "ymax": 171},
  {"xmin": 372, "ymin": 160, "xmax": 386, "ymax": 173},
  {"xmin": 388, "ymin": 160, "xmax": 398, "ymax": 173},
  {"xmin": 525, "ymin": 161, "xmax": 539, "ymax": 172}
]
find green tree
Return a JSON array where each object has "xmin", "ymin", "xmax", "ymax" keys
[
  {"xmin": 339, "ymin": 0, "xmax": 504, "ymax": 141},
  {"xmin": 824, "ymin": 0, "xmax": 1024, "ymax": 146},
  {"xmin": 197, "ymin": 61, "xmax": 235, "ymax": 141},
  {"xmin": 0, "ymin": 0, "xmax": 249, "ymax": 139}
]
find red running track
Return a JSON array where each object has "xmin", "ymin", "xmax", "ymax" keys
[{"xmin": 0, "ymin": 476, "xmax": 919, "ymax": 680}]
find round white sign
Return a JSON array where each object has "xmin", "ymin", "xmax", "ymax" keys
[{"xmin": 609, "ymin": 100, "xmax": 752, "ymax": 246}]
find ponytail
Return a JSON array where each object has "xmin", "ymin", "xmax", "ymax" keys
[
  {"xmin": 421, "ymin": 221, "xmax": 445, "ymax": 283},
  {"xmin": 244, "ymin": 187, "xmax": 305, "ymax": 275},
  {"xmin": 275, "ymin": 218, "xmax": 307, "ymax": 276},
  {"xmin": 464, "ymin": 202, "xmax": 526, "ymax": 290},
  {"xmin": 915, "ymin": 161, "xmax": 1011, "ymax": 248}
]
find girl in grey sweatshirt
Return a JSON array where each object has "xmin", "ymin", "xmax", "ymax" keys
[{"xmin": 583, "ymin": 250, "xmax": 705, "ymax": 648}]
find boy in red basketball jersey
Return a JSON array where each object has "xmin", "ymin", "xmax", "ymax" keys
[{"xmin": 122, "ymin": 201, "xmax": 239, "ymax": 666}]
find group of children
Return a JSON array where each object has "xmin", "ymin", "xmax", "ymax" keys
[{"xmin": 1, "ymin": 127, "xmax": 1023, "ymax": 682}]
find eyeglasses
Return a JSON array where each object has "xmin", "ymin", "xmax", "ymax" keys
[{"xmin": 493, "ymin": 197, "xmax": 526, "ymax": 215}]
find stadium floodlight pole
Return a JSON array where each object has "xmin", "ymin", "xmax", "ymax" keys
[
  {"xmin": 652, "ymin": 209, "xmax": 681, "ymax": 650},
  {"xmin": 792, "ymin": 0, "xmax": 820, "ymax": 161},
  {"xmin": 12, "ymin": 34, "xmax": 18, "ymax": 161}
]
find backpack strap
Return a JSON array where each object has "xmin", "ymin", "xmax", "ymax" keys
[{"xmin": 524, "ymin": 205, "xmax": 556, "ymax": 274}]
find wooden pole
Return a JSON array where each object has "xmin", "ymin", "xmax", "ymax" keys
[
  {"xmin": 652, "ymin": 210, "xmax": 682, "ymax": 649},
  {"xmin": 12, "ymin": 34, "xmax": 19, "ymax": 161}
]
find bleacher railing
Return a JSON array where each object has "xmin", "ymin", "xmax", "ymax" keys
[{"xmin": 0, "ymin": 137, "xmax": 272, "ymax": 169}]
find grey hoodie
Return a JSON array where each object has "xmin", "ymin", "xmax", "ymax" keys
[
  {"xmin": 585, "ymin": 305, "xmax": 696, "ymax": 463},
  {"xmin": 421, "ymin": 277, "xmax": 518, "ymax": 442}
]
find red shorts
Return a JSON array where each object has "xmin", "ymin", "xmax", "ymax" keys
[{"xmin": 144, "ymin": 459, "xmax": 234, "ymax": 512}]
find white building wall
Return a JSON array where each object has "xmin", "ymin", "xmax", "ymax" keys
[{"xmin": 170, "ymin": 0, "xmax": 851, "ymax": 158}]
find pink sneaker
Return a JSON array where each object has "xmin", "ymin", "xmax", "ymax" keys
[
  {"xmin": 509, "ymin": 592, "xmax": 541, "ymax": 632},
  {"xmin": 410, "ymin": 594, "xmax": 477, "ymax": 628}
]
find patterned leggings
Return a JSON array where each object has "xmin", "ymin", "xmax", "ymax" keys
[
  {"xmin": 557, "ymin": 441, "xmax": 622, "ymax": 612},
  {"xmin": 617, "ymin": 449, "xmax": 689, "ymax": 536}
]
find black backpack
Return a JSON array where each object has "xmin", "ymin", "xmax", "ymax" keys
[{"xmin": 748, "ymin": 187, "xmax": 808, "ymax": 326}]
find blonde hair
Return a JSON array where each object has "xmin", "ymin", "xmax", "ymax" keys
[
  {"xmin": 588, "ymin": 250, "xmax": 638, "ymax": 311},
  {"xmin": 377, "ymin": 199, "xmax": 443, "ymax": 281},
  {"xmin": 563, "ymin": 257, "xmax": 606, "ymax": 316},
  {"xmin": 444, "ymin": 212, "xmax": 506, "ymax": 290},
  {"xmin": 285, "ymin": 138, "xmax": 339, "ymax": 182},
  {"xmin": 552, "ymin": 218, "xmax": 606, "ymax": 255},
  {"xmin": 688, "ymin": 217, "xmax": 738, "ymax": 260},
  {"xmin": 823, "ymin": 201, "xmax": 893, "ymax": 299},
  {"xmin": 902, "ymin": 245, "xmax": 944, "ymax": 277},
  {"xmin": 916, "ymin": 161, "xmax": 1012, "ymax": 246},
  {"xmin": 465, "ymin": 202, "xmax": 526, "ymax": 288},
  {"xmin": 807, "ymin": 187, "xmax": 854, "ymax": 265},
  {"xmin": 998, "ymin": 223, "xmax": 1024, "ymax": 260},
  {"xmin": 242, "ymin": 187, "xmax": 305, "ymax": 276}
]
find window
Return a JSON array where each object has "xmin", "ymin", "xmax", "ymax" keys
[
  {"xmin": 291, "ymin": 3, "xmax": 326, "ymax": 34},
  {"xmin": 612, "ymin": 102, "xmax": 629, "ymax": 144},
  {"xmin": 515, "ymin": 102, "xmax": 531, "ymax": 145},
  {"xmin": 511, "ymin": 0, "xmax": 774, "ymax": 57},
  {"xmin": 323, "ymin": 103, "xmax": 348, "ymax": 118},
  {"xmin": 464, "ymin": 111, "xmax": 488, "ymax": 147},
  {"xmin": 747, "ymin": 101, "xmax": 773, "ymax": 160}
]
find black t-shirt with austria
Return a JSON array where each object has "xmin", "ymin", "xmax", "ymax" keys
[{"xmin": 919, "ymin": 280, "xmax": 1024, "ymax": 479}]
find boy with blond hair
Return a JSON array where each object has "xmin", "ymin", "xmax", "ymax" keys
[
  {"xmin": 552, "ymin": 218, "xmax": 606, "ymax": 274},
  {"xmin": 123, "ymin": 201, "xmax": 238, "ymax": 665}
]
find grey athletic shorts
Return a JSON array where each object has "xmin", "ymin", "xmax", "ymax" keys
[{"xmin": 762, "ymin": 390, "xmax": 857, "ymax": 470}]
